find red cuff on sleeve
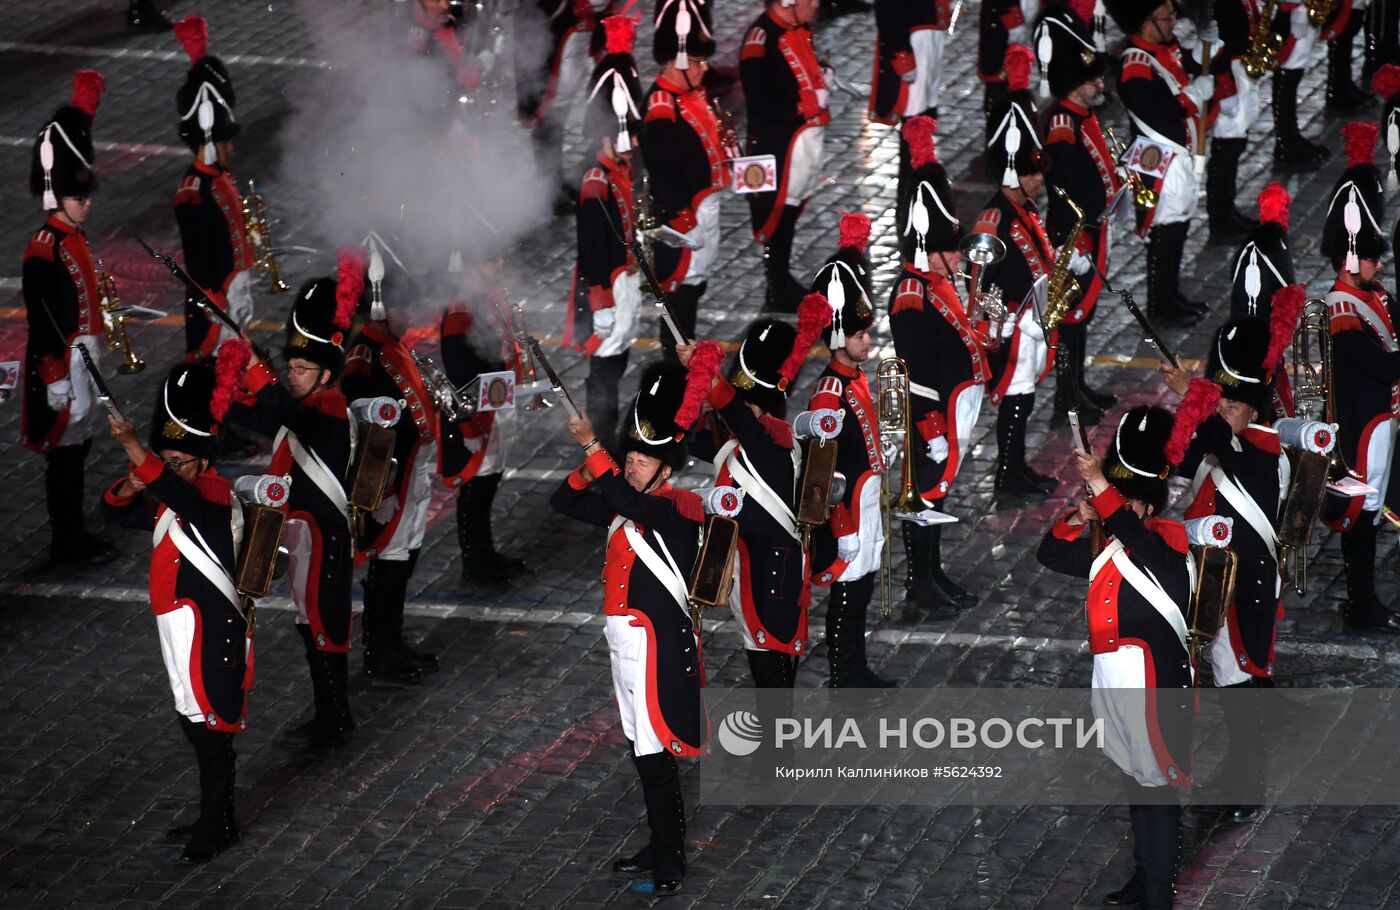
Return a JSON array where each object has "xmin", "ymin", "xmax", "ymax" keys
[
  {"xmin": 669, "ymin": 209, "xmax": 698, "ymax": 233},
  {"xmin": 103, "ymin": 479, "xmax": 137, "ymax": 507},
  {"xmin": 916, "ymin": 411, "xmax": 946, "ymax": 441},
  {"xmin": 587, "ymin": 284, "xmax": 614, "ymax": 312},
  {"xmin": 1051, "ymin": 510, "xmax": 1085, "ymax": 541},
  {"xmin": 245, "ymin": 361, "xmax": 277, "ymax": 393},
  {"xmin": 38, "ymin": 355, "xmax": 68, "ymax": 385},
  {"xmin": 585, "ymin": 448, "xmax": 619, "ymax": 478},
  {"xmin": 892, "ymin": 51, "xmax": 916, "ymax": 75},
  {"xmin": 133, "ymin": 456, "xmax": 165, "ymax": 486},
  {"xmin": 1091, "ymin": 486, "xmax": 1127, "ymax": 519},
  {"xmin": 567, "ymin": 465, "xmax": 593, "ymax": 490},
  {"xmin": 709, "ymin": 377, "xmax": 737, "ymax": 409}
]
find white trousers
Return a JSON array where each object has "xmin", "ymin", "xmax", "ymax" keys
[
  {"xmin": 1211, "ymin": 59, "xmax": 1261, "ymax": 140},
  {"xmin": 1092, "ymin": 648, "xmax": 1169, "ymax": 787},
  {"xmin": 595, "ymin": 270, "xmax": 642, "ymax": 359},
  {"xmin": 376, "ymin": 440, "xmax": 437, "ymax": 561},
  {"xmin": 605, "ymin": 614, "xmax": 666, "ymax": 757},
  {"xmin": 682, "ymin": 194, "xmax": 722, "ymax": 287},
  {"xmin": 785, "ymin": 127, "xmax": 826, "ymax": 206},
  {"xmin": 900, "ymin": 29, "xmax": 947, "ymax": 116},
  {"xmin": 837, "ymin": 473, "xmax": 886, "ymax": 582},
  {"xmin": 1151, "ymin": 146, "xmax": 1200, "ymax": 227},
  {"xmin": 156, "ymin": 605, "xmax": 206, "ymax": 723},
  {"xmin": 1004, "ymin": 309, "xmax": 1048, "ymax": 397},
  {"xmin": 1363, "ymin": 420, "xmax": 1396, "ymax": 514}
]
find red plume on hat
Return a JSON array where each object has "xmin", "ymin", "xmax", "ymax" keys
[
  {"xmin": 905, "ymin": 115, "xmax": 938, "ymax": 169},
  {"xmin": 173, "ymin": 15, "xmax": 209, "ymax": 63},
  {"xmin": 1265, "ymin": 284, "xmax": 1306, "ymax": 377},
  {"xmin": 1256, "ymin": 182, "xmax": 1291, "ymax": 229},
  {"xmin": 1069, "ymin": 0, "xmax": 1096, "ymax": 23},
  {"xmin": 1167, "ymin": 378, "xmax": 1222, "ymax": 466},
  {"xmin": 335, "ymin": 248, "xmax": 366, "ymax": 330},
  {"xmin": 676, "ymin": 340, "xmax": 725, "ymax": 430},
  {"xmin": 1371, "ymin": 63, "xmax": 1400, "ymax": 100},
  {"xmin": 601, "ymin": 15, "xmax": 636, "ymax": 55},
  {"xmin": 838, "ymin": 212, "xmax": 872, "ymax": 255},
  {"xmin": 1341, "ymin": 120, "xmax": 1378, "ymax": 167},
  {"xmin": 70, "ymin": 70, "xmax": 106, "ymax": 118},
  {"xmin": 779, "ymin": 294, "xmax": 833, "ymax": 389},
  {"xmin": 1005, "ymin": 44, "xmax": 1035, "ymax": 92},
  {"xmin": 211, "ymin": 338, "xmax": 251, "ymax": 424}
]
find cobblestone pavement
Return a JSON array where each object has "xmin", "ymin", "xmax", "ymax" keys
[{"xmin": 1, "ymin": 2, "xmax": 1398, "ymax": 909}]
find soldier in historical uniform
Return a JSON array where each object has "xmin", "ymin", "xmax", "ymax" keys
[
  {"xmin": 890, "ymin": 117, "xmax": 989, "ymax": 612},
  {"xmin": 807, "ymin": 244, "xmax": 892, "ymax": 687},
  {"xmin": 976, "ymin": 54, "xmax": 1060, "ymax": 503},
  {"xmin": 550, "ymin": 362, "xmax": 706, "ymax": 896},
  {"xmin": 1229, "ymin": 183, "xmax": 1295, "ymax": 322},
  {"xmin": 228, "ymin": 259, "xmax": 361, "ymax": 749},
  {"xmin": 565, "ymin": 19, "xmax": 645, "ymax": 444},
  {"xmin": 341, "ymin": 240, "xmax": 441, "ymax": 685},
  {"xmin": 171, "ymin": 16, "xmax": 255, "ymax": 364},
  {"xmin": 22, "ymin": 70, "xmax": 118, "ymax": 567},
  {"xmin": 1202, "ymin": 0, "xmax": 1263, "ymax": 242},
  {"xmin": 1105, "ymin": 0, "xmax": 1226, "ymax": 321},
  {"xmin": 741, "ymin": 0, "xmax": 831, "ymax": 313},
  {"xmin": 1037, "ymin": 405, "xmax": 1193, "ymax": 910},
  {"xmin": 1318, "ymin": 123, "xmax": 1400, "ymax": 632},
  {"xmin": 643, "ymin": 2, "xmax": 735, "ymax": 351},
  {"xmin": 439, "ymin": 258, "xmax": 529, "ymax": 588},
  {"xmin": 1270, "ymin": 0, "xmax": 1331, "ymax": 166},
  {"xmin": 679, "ymin": 293, "xmax": 831, "ymax": 688},
  {"xmin": 1036, "ymin": 10, "xmax": 1120, "ymax": 424},
  {"xmin": 101, "ymin": 355, "xmax": 252, "ymax": 864}
]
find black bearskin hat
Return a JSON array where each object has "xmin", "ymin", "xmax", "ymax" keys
[
  {"xmin": 987, "ymin": 49, "xmax": 1046, "ymax": 188},
  {"xmin": 730, "ymin": 319, "xmax": 799, "ymax": 418},
  {"xmin": 1034, "ymin": 10, "xmax": 1106, "ymax": 99},
  {"xmin": 1103, "ymin": 405, "xmax": 1173, "ymax": 514},
  {"xmin": 149, "ymin": 362, "xmax": 218, "ymax": 460},
  {"xmin": 174, "ymin": 17, "xmax": 239, "ymax": 159},
  {"xmin": 29, "ymin": 71, "xmax": 104, "ymax": 207},
  {"xmin": 814, "ymin": 255, "xmax": 874, "ymax": 350},
  {"xmin": 619, "ymin": 360, "xmax": 689, "ymax": 472},
  {"xmin": 583, "ymin": 18, "xmax": 645, "ymax": 152},
  {"xmin": 1102, "ymin": 0, "xmax": 1167, "ymax": 36},
  {"xmin": 1206, "ymin": 317, "xmax": 1273, "ymax": 414},
  {"xmin": 284, "ymin": 255, "xmax": 361, "ymax": 382},
  {"xmin": 1321, "ymin": 179, "xmax": 1388, "ymax": 273},
  {"xmin": 653, "ymin": 0, "xmax": 716, "ymax": 66}
]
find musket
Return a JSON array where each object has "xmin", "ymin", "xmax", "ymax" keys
[
  {"xmin": 73, "ymin": 339, "xmax": 125, "ymax": 422},
  {"xmin": 1083, "ymin": 255, "xmax": 1180, "ymax": 369},
  {"xmin": 629, "ymin": 238, "xmax": 690, "ymax": 347},
  {"xmin": 523, "ymin": 334, "xmax": 581, "ymax": 419},
  {"xmin": 1059, "ymin": 344, "xmax": 1104, "ymax": 556},
  {"xmin": 133, "ymin": 234, "xmax": 275, "ymax": 363}
]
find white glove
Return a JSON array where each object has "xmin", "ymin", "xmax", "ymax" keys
[
  {"xmin": 371, "ymin": 493, "xmax": 400, "ymax": 525},
  {"xmin": 900, "ymin": 67, "xmax": 918, "ymax": 84},
  {"xmin": 1184, "ymin": 74, "xmax": 1215, "ymax": 109},
  {"xmin": 926, "ymin": 437, "xmax": 949, "ymax": 462},
  {"xmin": 882, "ymin": 438, "xmax": 899, "ymax": 467},
  {"xmin": 45, "ymin": 378, "xmax": 72, "ymax": 412},
  {"xmin": 1197, "ymin": 20, "xmax": 1220, "ymax": 48},
  {"xmin": 592, "ymin": 307, "xmax": 616, "ymax": 338},
  {"xmin": 1069, "ymin": 249, "xmax": 1092, "ymax": 276},
  {"xmin": 836, "ymin": 533, "xmax": 860, "ymax": 562}
]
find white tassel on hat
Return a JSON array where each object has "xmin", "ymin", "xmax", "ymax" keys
[
  {"xmin": 1387, "ymin": 111, "xmax": 1398, "ymax": 192},
  {"xmin": 676, "ymin": 5, "xmax": 691, "ymax": 70},
  {"xmin": 1002, "ymin": 114, "xmax": 1021, "ymax": 188},
  {"xmin": 1036, "ymin": 26, "xmax": 1053, "ymax": 99},
  {"xmin": 1243, "ymin": 247, "xmax": 1261, "ymax": 315},
  {"xmin": 611, "ymin": 79, "xmax": 632, "ymax": 153},
  {"xmin": 826, "ymin": 271, "xmax": 846, "ymax": 349},
  {"xmin": 197, "ymin": 88, "xmax": 216, "ymax": 165},
  {"xmin": 1092, "ymin": 0, "xmax": 1108, "ymax": 51},
  {"xmin": 1343, "ymin": 186, "xmax": 1361, "ymax": 274},
  {"xmin": 911, "ymin": 194, "xmax": 930, "ymax": 272},
  {"xmin": 367, "ymin": 237, "xmax": 386, "ymax": 322},
  {"xmin": 39, "ymin": 125, "xmax": 56, "ymax": 211}
]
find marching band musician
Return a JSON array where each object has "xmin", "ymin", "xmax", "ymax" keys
[
  {"xmin": 1319, "ymin": 125, "xmax": 1400, "ymax": 632},
  {"xmin": 807, "ymin": 236, "xmax": 892, "ymax": 687},
  {"xmin": 550, "ymin": 362, "xmax": 705, "ymax": 896},
  {"xmin": 101, "ymin": 355, "xmax": 252, "ymax": 864},
  {"xmin": 890, "ymin": 118, "xmax": 988, "ymax": 612},
  {"xmin": 677, "ymin": 294, "xmax": 831, "ymax": 688},
  {"xmin": 1036, "ymin": 9, "xmax": 1121, "ymax": 425},
  {"xmin": 977, "ymin": 50, "xmax": 1059, "ymax": 504},
  {"xmin": 1161, "ymin": 307, "xmax": 1311, "ymax": 822},
  {"xmin": 1202, "ymin": 0, "xmax": 1262, "ymax": 243},
  {"xmin": 515, "ymin": 0, "xmax": 610, "ymax": 210},
  {"xmin": 741, "ymin": 0, "xmax": 831, "ymax": 314},
  {"xmin": 22, "ymin": 69, "xmax": 119, "ymax": 567},
  {"xmin": 565, "ymin": 19, "xmax": 645, "ymax": 444},
  {"xmin": 170, "ymin": 17, "xmax": 256, "ymax": 365},
  {"xmin": 227, "ymin": 262, "xmax": 361, "ymax": 749},
  {"xmin": 1104, "ymin": 0, "xmax": 1226, "ymax": 322},
  {"xmin": 1036, "ymin": 405, "xmax": 1192, "ymax": 910},
  {"xmin": 644, "ymin": 2, "xmax": 733, "ymax": 352},
  {"xmin": 439, "ymin": 257, "xmax": 529, "ymax": 588},
  {"xmin": 341, "ymin": 241, "xmax": 440, "ymax": 685}
]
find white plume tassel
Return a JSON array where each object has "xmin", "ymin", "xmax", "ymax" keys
[
  {"xmin": 1002, "ymin": 116, "xmax": 1021, "ymax": 188},
  {"xmin": 1036, "ymin": 28, "xmax": 1053, "ymax": 99},
  {"xmin": 911, "ymin": 195, "xmax": 930, "ymax": 272},
  {"xmin": 198, "ymin": 91, "xmax": 216, "ymax": 165},
  {"xmin": 1343, "ymin": 188, "xmax": 1361, "ymax": 274},
  {"xmin": 611, "ymin": 78, "xmax": 631, "ymax": 153},
  {"xmin": 367, "ymin": 238, "xmax": 387, "ymax": 322},
  {"xmin": 39, "ymin": 125, "xmax": 56, "ymax": 210},
  {"xmin": 827, "ymin": 272, "xmax": 846, "ymax": 349},
  {"xmin": 676, "ymin": 6, "xmax": 691, "ymax": 69}
]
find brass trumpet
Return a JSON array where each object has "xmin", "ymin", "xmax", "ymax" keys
[
  {"xmin": 96, "ymin": 260, "xmax": 144, "ymax": 374},
  {"xmin": 242, "ymin": 179, "xmax": 290, "ymax": 294},
  {"xmin": 875, "ymin": 356, "xmax": 926, "ymax": 619},
  {"xmin": 956, "ymin": 231, "xmax": 1008, "ymax": 349},
  {"xmin": 1105, "ymin": 126, "xmax": 1158, "ymax": 211}
]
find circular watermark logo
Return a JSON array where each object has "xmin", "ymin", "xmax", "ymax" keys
[{"xmin": 716, "ymin": 710, "xmax": 764, "ymax": 757}]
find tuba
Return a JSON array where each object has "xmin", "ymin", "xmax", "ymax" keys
[
  {"xmin": 958, "ymin": 231, "xmax": 1008, "ymax": 349},
  {"xmin": 875, "ymin": 357, "xmax": 926, "ymax": 618},
  {"xmin": 242, "ymin": 179, "xmax": 290, "ymax": 294},
  {"xmin": 1244, "ymin": 0, "xmax": 1283, "ymax": 78},
  {"xmin": 96, "ymin": 260, "xmax": 144, "ymax": 374}
]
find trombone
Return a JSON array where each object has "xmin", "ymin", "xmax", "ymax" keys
[{"xmin": 875, "ymin": 356, "xmax": 927, "ymax": 619}]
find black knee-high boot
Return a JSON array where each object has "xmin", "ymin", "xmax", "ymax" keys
[
  {"xmin": 994, "ymin": 395, "xmax": 1047, "ymax": 503},
  {"xmin": 927, "ymin": 524, "xmax": 975, "ymax": 606},
  {"xmin": 1070, "ymin": 317, "xmax": 1116, "ymax": 410},
  {"xmin": 1146, "ymin": 223, "xmax": 1203, "ymax": 325},
  {"xmin": 1206, "ymin": 137, "xmax": 1257, "ymax": 242},
  {"xmin": 297, "ymin": 623, "xmax": 354, "ymax": 750},
  {"xmin": 632, "ymin": 751, "xmax": 686, "ymax": 893},
  {"xmin": 850, "ymin": 576, "xmax": 896, "ymax": 687},
  {"xmin": 395, "ymin": 548, "xmax": 439, "ymax": 670},
  {"xmin": 763, "ymin": 206, "xmax": 804, "ymax": 314},
  {"xmin": 1327, "ymin": 12, "xmax": 1375, "ymax": 114},
  {"xmin": 1341, "ymin": 512, "xmax": 1400, "ymax": 631},
  {"xmin": 363, "ymin": 559, "xmax": 423, "ymax": 685},
  {"xmin": 45, "ymin": 441, "xmax": 115, "ymax": 564},
  {"xmin": 1104, "ymin": 804, "xmax": 1148, "ymax": 905},
  {"xmin": 1139, "ymin": 803, "xmax": 1182, "ymax": 909},
  {"xmin": 1053, "ymin": 322, "xmax": 1104, "ymax": 423},
  {"xmin": 825, "ymin": 578, "xmax": 865, "ymax": 687},
  {"xmin": 903, "ymin": 522, "xmax": 959, "ymax": 613},
  {"xmin": 458, "ymin": 475, "xmax": 509, "ymax": 586},
  {"xmin": 1215, "ymin": 679, "xmax": 1266, "ymax": 820},
  {"xmin": 176, "ymin": 718, "xmax": 238, "ymax": 863},
  {"xmin": 1273, "ymin": 68, "xmax": 1331, "ymax": 168}
]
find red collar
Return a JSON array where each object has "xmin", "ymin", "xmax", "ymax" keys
[
  {"xmin": 1001, "ymin": 189, "xmax": 1038, "ymax": 217},
  {"xmin": 766, "ymin": 8, "xmax": 798, "ymax": 30},
  {"xmin": 657, "ymin": 74, "xmax": 698, "ymax": 95},
  {"xmin": 44, "ymin": 212, "xmax": 76, "ymax": 236},
  {"xmin": 1062, "ymin": 98, "xmax": 1089, "ymax": 116},
  {"xmin": 828, "ymin": 358, "xmax": 860, "ymax": 379},
  {"xmin": 193, "ymin": 159, "xmax": 223, "ymax": 177},
  {"xmin": 596, "ymin": 150, "xmax": 628, "ymax": 175}
]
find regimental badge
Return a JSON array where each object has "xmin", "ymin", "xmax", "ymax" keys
[
  {"xmin": 289, "ymin": 331, "xmax": 309, "ymax": 349},
  {"xmin": 163, "ymin": 419, "xmax": 187, "ymax": 440}
]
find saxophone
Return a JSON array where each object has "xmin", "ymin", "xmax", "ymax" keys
[
  {"xmin": 1305, "ymin": 0, "xmax": 1337, "ymax": 28},
  {"xmin": 1244, "ymin": 0, "xmax": 1283, "ymax": 78},
  {"xmin": 1043, "ymin": 187, "xmax": 1087, "ymax": 333}
]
